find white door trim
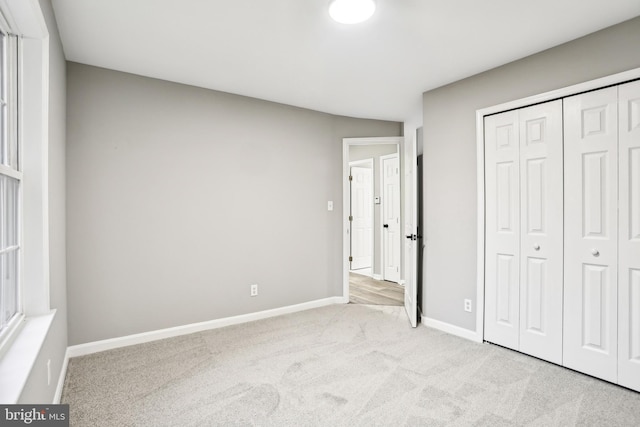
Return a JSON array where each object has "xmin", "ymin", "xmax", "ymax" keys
[
  {"xmin": 349, "ymin": 158, "xmax": 374, "ymax": 272},
  {"xmin": 343, "ymin": 137, "xmax": 403, "ymax": 304},
  {"xmin": 475, "ymin": 67, "xmax": 640, "ymax": 343},
  {"xmin": 349, "ymin": 159, "xmax": 374, "ymax": 166}
]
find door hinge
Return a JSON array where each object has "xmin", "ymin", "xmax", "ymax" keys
[
  {"xmin": 349, "ymin": 256, "xmax": 353, "ymax": 262},
  {"xmin": 349, "ymin": 175, "xmax": 353, "ymax": 181},
  {"xmin": 349, "ymin": 216, "xmax": 353, "ymax": 221}
]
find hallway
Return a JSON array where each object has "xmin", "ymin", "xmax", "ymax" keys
[{"xmin": 349, "ymin": 272, "xmax": 404, "ymax": 306}]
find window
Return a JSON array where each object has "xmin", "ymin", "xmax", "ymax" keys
[
  {"xmin": 0, "ymin": 0, "xmax": 54, "ymax": 403},
  {"xmin": 0, "ymin": 27, "xmax": 20, "ymax": 342}
]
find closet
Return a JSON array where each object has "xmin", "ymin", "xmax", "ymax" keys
[{"xmin": 484, "ymin": 79, "xmax": 640, "ymax": 392}]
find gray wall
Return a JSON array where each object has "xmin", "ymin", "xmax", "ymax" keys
[
  {"xmin": 66, "ymin": 63, "xmax": 401, "ymax": 345},
  {"xmin": 349, "ymin": 144, "xmax": 398, "ymax": 277},
  {"xmin": 19, "ymin": 0, "xmax": 68, "ymax": 403},
  {"xmin": 422, "ymin": 16, "xmax": 640, "ymax": 332}
]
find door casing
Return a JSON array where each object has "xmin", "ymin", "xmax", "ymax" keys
[{"xmin": 342, "ymin": 137, "xmax": 403, "ymax": 304}]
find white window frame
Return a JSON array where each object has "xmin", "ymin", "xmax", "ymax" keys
[
  {"xmin": 0, "ymin": 0, "xmax": 54, "ymax": 404},
  {"xmin": 0, "ymin": 10, "xmax": 23, "ymax": 354}
]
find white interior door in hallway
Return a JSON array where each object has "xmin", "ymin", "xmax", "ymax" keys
[
  {"xmin": 381, "ymin": 154, "xmax": 401, "ymax": 283},
  {"xmin": 350, "ymin": 162, "xmax": 373, "ymax": 270},
  {"xmin": 484, "ymin": 100, "xmax": 564, "ymax": 364}
]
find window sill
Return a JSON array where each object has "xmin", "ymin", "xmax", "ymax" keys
[{"xmin": 0, "ymin": 310, "xmax": 56, "ymax": 403}]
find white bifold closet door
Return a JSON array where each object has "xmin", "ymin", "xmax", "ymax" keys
[
  {"xmin": 563, "ymin": 86, "xmax": 619, "ymax": 383},
  {"xmin": 618, "ymin": 80, "xmax": 640, "ymax": 391},
  {"xmin": 485, "ymin": 109, "xmax": 520, "ymax": 351},
  {"xmin": 485, "ymin": 100, "xmax": 564, "ymax": 364}
]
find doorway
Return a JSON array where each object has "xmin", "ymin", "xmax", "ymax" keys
[
  {"xmin": 347, "ymin": 142, "xmax": 400, "ymax": 282},
  {"xmin": 343, "ymin": 137, "xmax": 417, "ymax": 312}
]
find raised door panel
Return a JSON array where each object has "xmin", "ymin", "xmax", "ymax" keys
[
  {"xmin": 618, "ymin": 80, "xmax": 640, "ymax": 392},
  {"xmin": 581, "ymin": 264, "xmax": 612, "ymax": 350},
  {"xmin": 518, "ymin": 100, "xmax": 563, "ymax": 364},
  {"xmin": 563, "ymin": 87, "xmax": 618, "ymax": 383},
  {"xmin": 485, "ymin": 111, "xmax": 520, "ymax": 351}
]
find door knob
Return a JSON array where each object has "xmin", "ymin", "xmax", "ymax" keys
[
  {"xmin": 533, "ymin": 244, "xmax": 540, "ymax": 251},
  {"xmin": 591, "ymin": 248, "xmax": 600, "ymax": 257}
]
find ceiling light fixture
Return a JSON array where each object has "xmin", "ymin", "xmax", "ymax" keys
[{"xmin": 329, "ymin": 0, "xmax": 376, "ymax": 25}]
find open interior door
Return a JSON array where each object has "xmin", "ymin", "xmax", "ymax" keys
[{"xmin": 403, "ymin": 134, "xmax": 419, "ymax": 327}]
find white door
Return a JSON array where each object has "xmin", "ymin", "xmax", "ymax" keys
[
  {"xmin": 350, "ymin": 165, "xmax": 373, "ymax": 270},
  {"xmin": 563, "ymin": 86, "xmax": 619, "ymax": 383},
  {"xmin": 382, "ymin": 155, "xmax": 401, "ymax": 283},
  {"xmin": 484, "ymin": 110, "xmax": 521, "ymax": 351},
  {"xmin": 403, "ymin": 133, "xmax": 419, "ymax": 328},
  {"xmin": 618, "ymin": 80, "xmax": 640, "ymax": 392},
  {"xmin": 484, "ymin": 100, "xmax": 563, "ymax": 361},
  {"xmin": 518, "ymin": 100, "xmax": 564, "ymax": 364}
]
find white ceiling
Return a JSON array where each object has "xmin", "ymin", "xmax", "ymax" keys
[{"xmin": 51, "ymin": 0, "xmax": 640, "ymax": 122}]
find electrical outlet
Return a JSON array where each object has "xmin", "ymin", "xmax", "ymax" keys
[
  {"xmin": 250, "ymin": 284, "xmax": 258, "ymax": 297},
  {"xmin": 464, "ymin": 299, "xmax": 472, "ymax": 313}
]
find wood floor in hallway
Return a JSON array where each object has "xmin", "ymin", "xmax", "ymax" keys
[{"xmin": 349, "ymin": 272, "xmax": 404, "ymax": 306}]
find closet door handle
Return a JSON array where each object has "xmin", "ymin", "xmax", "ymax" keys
[
  {"xmin": 591, "ymin": 248, "xmax": 600, "ymax": 257},
  {"xmin": 533, "ymin": 244, "xmax": 540, "ymax": 251}
]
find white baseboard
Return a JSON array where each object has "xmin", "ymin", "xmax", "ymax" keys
[
  {"xmin": 67, "ymin": 297, "xmax": 344, "ymax": 358},
  {"xmin": 398, "ymin": 280, "xmax": 405, "ymax": 286},
  {"xmin": 421, "ymin": 316, "xmax": 482, "ymax": 343},
  {"xmin": 53, "ymin": 348, "xmax": 69, "ymax": 404},
  {"xmin": 372, "ymin": 274, "xmax": 382, "ymax": 280}
]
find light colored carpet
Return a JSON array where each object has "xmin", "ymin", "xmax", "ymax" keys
[{"xmin": 61, "ymin": 304, "xmax": 640, "ymax": 426}]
